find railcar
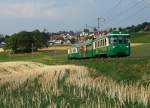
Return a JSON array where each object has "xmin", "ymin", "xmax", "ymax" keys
[{"xmin": 68, "ymin": 31, "xmax": 130, "ymax": 59}]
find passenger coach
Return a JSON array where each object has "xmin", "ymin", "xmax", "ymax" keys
[{"xmin": 68, "ymin": 31, "xmax": 130, "ymax": 59}]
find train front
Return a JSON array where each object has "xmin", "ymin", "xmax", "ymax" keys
[{"xmin": 107, "ymin": 31, "xmax": 130, "ymax": 57}]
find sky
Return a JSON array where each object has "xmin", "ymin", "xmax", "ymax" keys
[{"xmin": 0, "ymin": 0, "xmax": 150, "ymax": 34}]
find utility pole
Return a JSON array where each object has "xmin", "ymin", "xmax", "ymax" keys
[
  {"xmin": 86, "ymin": 24, "xmax": 88, "ymax": 29},
  {"xmin": 32, "ymin": 43, "xmax": 34, "ymax": 53},
  {"xmin": 32, "ymin": 43, "xmax": 33, "ymax": 59},
  {"xmin": 97, "ymin": 17, "xmax": 105, "ymax": 32},
  {"xmin": 98, "ymin": 17, "xmax": 100, "ymax": 31}
]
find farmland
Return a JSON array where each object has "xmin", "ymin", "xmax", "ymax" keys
[
  {"xmin": 0, "ymin": 43, "xmax": 149, "ymax": 81},
  {"xmin": 130, "ymin": 32, "xmax": 150, "ymax": 43},
  {"xmin": 0, "ymin": 62, "xmax": 150, "ymax": 108},
  {"xmin": 0, "ymin": 42, "xmax": 150, "ymax": 107}
]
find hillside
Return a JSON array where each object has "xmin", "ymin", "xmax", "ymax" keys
[
  {"xmin": 130, "ymin": 32, "xmax": 150, "ymax": 43},
  {"xmin": 0, "ymin": 62, "xmax": 150, "ymax": 107}
]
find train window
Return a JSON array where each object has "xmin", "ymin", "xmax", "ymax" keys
[
  {"xmin": 109, "ymin": 37, "xmax": 118, "ymax": 44},
  {"xmin": 123, "ymin": 36, "xmax": 128, "ymax": 43},
  {"xmin": 118, "ymin": 36, "xmax": 128, "ymax": 43},
  {"xmin": 73, "ymin": 48, "xmax": 76, "ymax": 53},
  {"xmin": 102, "ymin": 39, "xmax": 104, "ymax": 46},
  {"xmin": 99, "ymin": 40, "xmax": 101, "ymax": 46},
  {"xmin": 96, "ymin": 41, "xmax": 98, "ymax": 47},
  {"xmin": 109, "ymin": 36, "xmax": 128, "ymax": 44},
  {"xmin": 103, "ymin": 39, "xmax": 105, "ymax": 46},
  {"xmin": 98, "ymin": 41, "xmax": 100, "ymax": 47},
  {"xmin": 118, "ymin": 37, "xmax": 123, "ymax": 43},
  {"xmin": 87, "ymin": 45, "xmax": 92, "ymax": 50},
  {"xmin": 68, "ymin": 49, "xmax": 70, "ymax": 54},
  {"xmin": 80, "ymin": 45, "xmax": 86, "ymax": 52},
  {"xmin": 104, "ymin": 39, "xmax": 106, "ymax": 46},
  {"xmin": 101, "ymin": 40, "xmax": 103, "ymax": 46},
  {"xmin": 95, "ymin": 42, "xmax": 96, "ymax": 48},
  {"xmin": 100, "ymin": 40, "xmax": 102, "ymax": 46}
]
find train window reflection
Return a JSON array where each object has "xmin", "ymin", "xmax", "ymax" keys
[{"xmin": 109, "ymin": 36, "xmax": 128, "ymax": 44}]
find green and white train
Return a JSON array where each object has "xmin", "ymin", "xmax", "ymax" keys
[{"xmin": 68, "ymin": 31, "xmax": 130, "ymax": 58}]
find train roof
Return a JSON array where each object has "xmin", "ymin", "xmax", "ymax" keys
[
  {"xmin": 71, "ymin": 39, "xmax": 93, "ymax": 48},
  {"xmin": 108, "ymin": 31, "xmax": 129, "ymax": 36},
  {"xmin": 94, "ymin": 31, "xmax": 129, "ymax": 40},
  {"xmin": 70, "ymin": 31, "xmax": 129, "ymax": 49}
]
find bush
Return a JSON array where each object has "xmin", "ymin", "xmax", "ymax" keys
[{"xmin": 5, "ymin": 30, "xmax": 48, "ymax": 53}]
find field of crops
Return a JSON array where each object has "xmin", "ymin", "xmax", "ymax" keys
[
  {"xmin": 0, "ymin": 38, "xmax": 150, "ymax": 107},
  {"xmin": 130, "ymin": 32, "xmax": 150, "ymax": 43},
  {"xmin": 0, "ymin": 48, "xmax": 4, "ymax": 52},
  {"xmin": 0, "ymin": 62, "xmax": 150, "ymax": 108}
]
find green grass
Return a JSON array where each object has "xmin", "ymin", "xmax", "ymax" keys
[
  {"xmin": 0, "ymin": 44, "xmax": 150, "ymax": 108},
  {"xmin": 130, "ymin": 32, "xmax": 150, "ymax": 43},
  {"xmin": 0, "ymin": 51, "xmax": 67, "ymax": 64},
  {"xmin": 0, "ymin": 44, "xmax": 150, "ymax": 82},
  {"xmin": 69, "ymin": 58, "xmax": 150, "ymax": 82},
  {"xmin": 131, "ymin": 43, "xmax": 150, "ymax": 58},
  {"xmin": 1, "ymin": 67, "xmax": 149, "ymax": 108},
  {"xmin": 68, "ymin": 44, "xmax": 150, "ymax": 82}
]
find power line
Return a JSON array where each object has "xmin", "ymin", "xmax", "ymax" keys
[
  {"xmin": 114, "ymin": 5, "xmax": 148, "ymax": 26},
  {"xmin": 103, "ymin": 0, "xmax": 123, "ymax": 22},
  {"xmin": 104, "ymin": 0, "xmax": 122, "ymax": 17},
  {"xmin": 97, "ymin": 17, "xmax": 105, "ymax": 31},
  {"xmin": 107, "ymin": 0, "xmax": 145, "ymax": 26},
  {"xmin": 113, "ymin": 0, "xmax": 148, "ymax": 26}
]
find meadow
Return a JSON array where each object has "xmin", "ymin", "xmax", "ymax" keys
[
  {"xmin": 0, "ymin": 44, "xmax": 149, "ymax": 82},
  {"xmin": 130, "ymin": 32, "xmax": 150, "ymax": 43},
  {"xmin": 0, "ymin": 40, "xmax": 150, "ymax": 107},
  {"xmin": 0, "ymin": 62, "xmax": 150, "ymax": 108}
]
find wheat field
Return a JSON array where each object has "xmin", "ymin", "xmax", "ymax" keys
[
  {"xmin": 0, "ymin": 62, "xmax": 149, "ymax": 108},
  {"xmin": 0, "ymin": 48, "xmax": 4, "ymax": 52}
]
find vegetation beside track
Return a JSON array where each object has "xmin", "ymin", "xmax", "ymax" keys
[
  {"xmin": 130, "ymin": 32, "xmax": 150, "ymax": 43},
  {"xmin": 0, "ymin": 43, "xmax": 150, "ymax": 82},
  {"xmin": 0, "ymin": 62, "xmax": 149, "ymax": 108}
]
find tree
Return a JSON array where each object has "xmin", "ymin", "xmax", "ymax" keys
[
  {"xmin": 93, "ymin": 28, "xmax": 98, "ymax": 32},
  {"xmin": 0, "ymin": 37, "xmax": 5, "ymax": 43},
  {"xmin": 84, "ymin": 28, "xmax": 90, "ymax": 33},
  {"xmin": 70, "ymin": 38, "xmax": 76, "ymax": 44},
  {"xmin": 5, "ymin": 30, "xmax": 48, "ymax": 53},
  {"xmin": 0, "ymin": 34, "xmax": 5, "ymax": 43}
]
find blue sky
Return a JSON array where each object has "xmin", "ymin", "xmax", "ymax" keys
[{"xmin": 0, "ymin": 0, "xmax": 150, "ymax": 34}]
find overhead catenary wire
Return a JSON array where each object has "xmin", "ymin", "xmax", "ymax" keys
[
  {"xmin": 114, "ymin": 5, "xmax": 148, "ymax": 26},
  {"xmin": 102, "ymin": 0, "xmax": 139, "ymax": 29},
  {"xmin": 113, "ymin": 0, "xmax": 149, "ymax": 26},
  {"xmin": 101, "ymin": 0, "xmax": 123, "ymax": 28},
  {"xmin": 104, "ymin": 0, "xmax": 122, "ymax": 16},
  {"xmin": 105, "ymin": 0, "xmax": 147, "ymax": 28}
]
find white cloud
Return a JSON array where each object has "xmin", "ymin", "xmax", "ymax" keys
[
  {"xmin": 0, "ymin": 2, "xmax": 60, "ymax": 19},
  {"xmin": 0, "ymin": 0, "xmax": 99, "ymax": 19}
]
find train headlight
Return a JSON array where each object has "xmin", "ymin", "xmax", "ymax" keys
[{"xmin": 112, "ymin": 46, "xmax": 116, "ymax": 48}]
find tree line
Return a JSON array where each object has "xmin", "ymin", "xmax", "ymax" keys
[
  {"xmin": 3, "ymin": 30, "xmax": 48, "ymax": 53},
  {"xmin": 0, "ymin": 22, "xmax": 150, "ymax": 53},
  {"xmin": 118, "ymin": 22, "xmax": 150, "ymax": 33}
]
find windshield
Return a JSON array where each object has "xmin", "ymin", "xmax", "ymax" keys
[{"xmin": 109, "ymin": 36, "xmax": 128, "ymax": 44}]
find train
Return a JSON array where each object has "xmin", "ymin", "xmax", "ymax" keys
[{"xmin": 68, "ymin": 31, "xmax": 130, "ymax": 59}]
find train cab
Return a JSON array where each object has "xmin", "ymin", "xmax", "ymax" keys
[{"xmin": 107, "ymin": 31, "xmax": 130, "ymax": 56}]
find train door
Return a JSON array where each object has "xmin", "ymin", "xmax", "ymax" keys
[{"xmin": 80, "ymin": 45, "xmax": 86, "ymax": 57}]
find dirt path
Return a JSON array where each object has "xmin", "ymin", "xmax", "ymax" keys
[{"xmin": 131, "ymin": 43, "xmax": 150, "ymax": 46}]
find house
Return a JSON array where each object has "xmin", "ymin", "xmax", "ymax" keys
[
  {"xmin": 0, "ymin": 42, "xmax": 6, "ymax": 46},
  {"xmin": 54, "ymin": 40, "xmax": 63, "ymax": 44}
]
